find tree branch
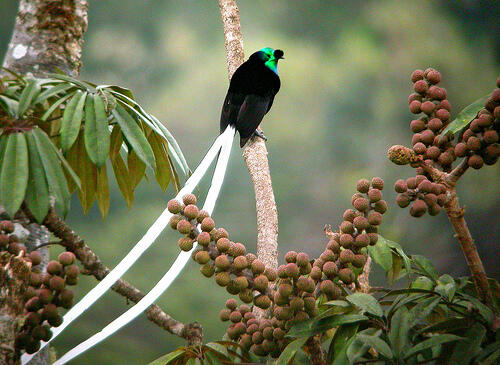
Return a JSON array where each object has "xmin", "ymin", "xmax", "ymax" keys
[
  {"xmin": 218, "ymin": 0, "xmax": 279, "ymax": 272},
  {"xmin": 442, "ymin": 190, "xmax": 496, "ymax": 324},
  {"xmin": 218, "ymin": 0, "xmax": 279, "ymax": 321},
  {"xmin": 24, "ymin": 207, "xmax": 203, "ymax": 345}
]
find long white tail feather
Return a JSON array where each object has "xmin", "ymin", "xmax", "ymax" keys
[
  {"xmin": 22, "ymin": 127, "xmax": 233, "ymax": 364},
  {"xmin": 52, "ymin": 126, "xmax": 235, "ymax": 365}
]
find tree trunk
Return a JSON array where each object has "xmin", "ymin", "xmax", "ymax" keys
[{"xmin": 1, "ymin": 1, "xmax": 88, "ymax": 363}]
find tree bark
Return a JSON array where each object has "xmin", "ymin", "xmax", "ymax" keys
[{"xmin": 2, "ymin": 0, "xmax": 88, "ymax": 77}]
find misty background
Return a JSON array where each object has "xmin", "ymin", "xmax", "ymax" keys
[{"xmin": 1, "ymin": 1, "xmax": 499, "ymax": 363}]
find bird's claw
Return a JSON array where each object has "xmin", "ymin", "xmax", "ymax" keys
[{"xmin": 253, "ymin": 130, "xmax": 268, "ymax": 141}]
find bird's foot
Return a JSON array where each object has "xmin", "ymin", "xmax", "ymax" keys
[{"xmin": 253, "ymin": 130, "xmax": 268, "ymax": 141}]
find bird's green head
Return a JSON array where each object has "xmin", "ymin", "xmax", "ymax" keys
[{"xmin": 255, "ymin": 47, "xmax": 284, "ymax": 75}]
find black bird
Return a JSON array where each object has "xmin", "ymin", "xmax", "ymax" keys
[{"xmin": 220, "ymin": 47, "xmax": 284, "ymax": 147}]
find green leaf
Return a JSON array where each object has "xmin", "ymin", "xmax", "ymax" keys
[
  {"xmin": 17, "ymin": 79, "xmax": 41, "ymax": 117},
  {"xmin": 440, "ymin": 94, "xmax": 490, "ymax": 140},
  {"xmin": 111, "ymin": 151, "xmax": 134, "ymax": 208},
  {"xmin": 457, "ymin": 293, "xmax": 494, "ymax": 324},
  {"xmin": 150, "ymin": 114, "xmax": 190, "ymax": 178},
  {"xmin": 127, "ymin": 150, "xmax": 146, "ymax": 188},
  {"xmin": 287, "ymin": 314, "xmax": 368, "ymax": 338},
  {"xmin": 346, "ymin": 328, "xmax": 380, "ymax": 363},
  {"xmin": 388, "ymin": 253, "xmax": 404, "ymax": 284},
  {"xmin": 112, "ymin": 104, "xmax": 155, "ymax": 169},
  {"xmin": 384, "ymin": 237, "xmax": 412, "ymax": 279},
  {"xmin": 35, "ymin": 82, "xmax": 74, "ymax": 104},
  {"xmin": 32, "ymin": 127, "xmax": 71, "ymax": 216},
  {"xmin": 148, "ymin": 131, "xmax": 172, "ymax": 191},
  {"xmin": 74, "ymin": 133, "xmax": 97, "ymax": 213},
  {"xmin": 482, "ymin": 350, "xmax": 500, "ymax": 365},
  {"xmin": 346, "ymin": 293, "xmax": 384, "ymax": 317},
  {"xmin": 0, "ymin": 95, "xmax": 19, "ymax": 115},
  {"xmin": 408, "ymin": 296, "xmax": 441, "ymax": 328},
  {"xmin": 356, "ymin": 334, "xmax": 393, "ymax": 359},
  {"xmin": 61, "ymin": 90, "xmax": 86, "ymax": 152},
  {"xmin": 204, "ymin": 342, "xmax": 230, "ymax": 359},
  {"xmin": 327, "ymin": 323, "xmax": 359, "ymax": 364},
  {"xmin": 47, "ymin": 73, "xmax": 94, "ymax": 91},
  {"xmin": 412, "ymin": 255, "xmax": 439, "ymax": 280},
  {"xmin": 449, "ymin": 323, "xmax": 486, "ymax": 364},
  {"xmin": 417, "ymin": 318, "xmax": 467, "ymax": 335},
  {"xmin": 435, "ymin": 274, "xmax": 456, "ymax": 301},
  {"xmin": 104, "ymin": 89, "xmax": 163, "ymax": 135},
  {"xmin": 389, "ymin": 305, "xmax": 411, "ymax": 358},
  {"xmin": 84, "ymin": 94, "xmax": 110, "ymax": 167},
  {"xmin": 40, "ymin": 92, "xmax": 74, "ymax": 121},
  {"xmin": 0, "ymin": 133, "xmax": 29, "ymax": 217},
  {"xmin": 25, "ymin": 131, "xmax": 50, "ymax": 223},
  {"xmin": 404, "ymin": 334, "xmax": 463, "ymax": 359},
  {"xmin": 96, "ymin": 165, "xmax": 110, "ymax": 219},
  {"xmin": 109, "ymin": 125, "xmax": 134, "ymax": 208},
  {"xmin": 368, "ymin": 237, "xmax": 393, "ymax": 272},
  {"xmin": 277, "ymin": 337, "xmax": 309, "ymax": 365},
  {"xmin": 148, "ymin": 349, "xmax": 185, "ymax": 365}
]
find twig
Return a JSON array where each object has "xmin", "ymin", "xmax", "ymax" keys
[
  {"xmin": 24, "ymin": 206, "xmax": 203, "ymax": 345},
  {"xmin": 446, "ymin": 157, "xmax": 469, "ymax": 186},
  {"xmin": 357, "ymin": 256, "xmax": 372, "ymax": 294},
  {"xmin": 305, "ymin": 336, "xmax": 326, "ymax": 365},
  {"xmin": 32, "ymin": 240, "xmax": 63, "ymax": 250},
  {"xmin": 442, "ymin": 190, "xmax": 495, "ymax": 321}
]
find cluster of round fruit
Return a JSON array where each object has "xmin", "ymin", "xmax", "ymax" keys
[
  {"xmin": 310, "ymin": 178, "xmax": 386, "ymax": 299},
  {"xmin": 167, "ymin": 194, "xmax": 277, "ymax": 308},
  {"xmin": 454, "ymin": 78, "xmax": 500, "ymax": 168},
  {"xmin": 215, "ymin": 250, "xmax": 317, "ymax": 357},
  {"xmin": 408, "ymin": 68, "xmax": 457, "ymax": 171},
  {"xmin": 168, "ymin": 178, "xmax": 386, "ymax": 358},
  {"xmin": 0, "ymin": 220, "xmax": 27, "ymax": 254},
  {"xmin": 394, "ymin": 175, "xmax": 447, "ymax": 217},
  {"xmin": 0, "ymin": 219, "xmax": 80, "ymax": 354},
  {"xmin": 17, "ymin": 251, "xmax": 79, "ymax": 354},
  {"xmin": 221, "ymin": 298, "xmax": 300, "ymax": 358}
]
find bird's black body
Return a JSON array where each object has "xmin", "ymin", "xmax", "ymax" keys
[{"xmin": 220, "ymin": 49, "xmax": 283, "ymax": 147}]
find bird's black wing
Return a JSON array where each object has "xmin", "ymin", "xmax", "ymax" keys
[
  {"xmin": 236, "ymin": 94, "xmax": 271, "ymax": 147},
  {"xmin": 220, "ymin": 92, "xmax": 245, "ymax": 134}
]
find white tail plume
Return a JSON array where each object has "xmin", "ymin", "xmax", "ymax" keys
[
  {"xmin": 52, "ymin": 126, "xmax": 235, "ymax": 364},
  {"xmin": 22, "ymin": 126, "xmax": 235, "ymax": 364}
]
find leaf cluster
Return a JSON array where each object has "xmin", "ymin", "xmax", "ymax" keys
[{"xmin": 0, "ymin": 71, "xmax": 190, "ymax": 220}]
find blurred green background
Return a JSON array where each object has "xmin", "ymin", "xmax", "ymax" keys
[{"xmin": 1, "ymin": 1, "xmax": 499, "ymax": 363}]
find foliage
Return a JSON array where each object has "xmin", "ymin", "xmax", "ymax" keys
[
  {"xmin": 153, "ymin": 236, "xmax": 499, "ymax": 364},
  {"xmin": 0, "ymin": 71, "xmax": 189, "ymax": 220},
  {"xmin": 153, "ymin": 73, "xmax": 499, "ymax": 364}
]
